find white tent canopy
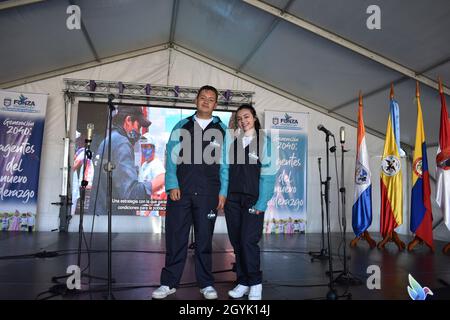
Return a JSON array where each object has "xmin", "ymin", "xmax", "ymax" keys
[{"xmin": 1, "ymin": 0, "xmax": 449, "ymax": 239}]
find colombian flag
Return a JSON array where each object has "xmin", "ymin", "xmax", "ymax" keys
[
  {"xmin": 352, "ymin": 93, "xmax": 372, "ymax": 237},
  {"xmin": 380, "ymin": 86, "xmax": 403, "ymax": 237},
  {"xmin": 410, "ymin": 83, "xmax": 433, "ymax": 249}
]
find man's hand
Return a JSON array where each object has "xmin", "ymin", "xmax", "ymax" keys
[
  {"xmin": 217, "ymin": 195, "xmax": 226, "ymax": 211},
  {"xmin": 169, "ymin": 188, "xmax": 181, "ymax": 201}
]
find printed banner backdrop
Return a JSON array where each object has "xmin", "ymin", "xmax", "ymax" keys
[
  {"xmin": 264, "ymin": 111, "xmax": 308, "ymax": 234},
  {"xmin": 0, "ymin": 90, "xmax": 48, "ymax": 232},
  {"xmin": 74, "ymin": 102, "xmax": 231, "ymax": 216}
]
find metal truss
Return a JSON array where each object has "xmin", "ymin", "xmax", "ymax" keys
[{"xmin": 64, "ymin": 78, "xmax": 254, "ymax": 108}]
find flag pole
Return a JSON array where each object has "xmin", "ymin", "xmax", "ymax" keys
[
  {"xmin": 437, "ymin": 77, "xmax": 450, "ymax": 254},
  {"xmin": 377, "ymin": 83, "xmax": 406, "ymax": 251},
  {"xmin": 407, "ymin": 81, "xmax": 435, "ymax": 252},
  {"xmin": 350, "ymin": 91, "xmax": 376, "ymax": 249}
]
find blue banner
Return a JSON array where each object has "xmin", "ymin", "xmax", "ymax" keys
[
  {"xmin": 264, "ymin": 111, "xmax": 308, "ymax": 234},
  {"xmin": 0, "ymin": 90, "xmax": 47, "ymax": 232}
]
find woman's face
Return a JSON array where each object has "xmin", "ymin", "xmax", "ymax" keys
[{"xmin": 236, "ymin": 108, "xmax": 256, "ymax": 133}]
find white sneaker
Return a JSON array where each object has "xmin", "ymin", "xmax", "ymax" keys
[
  {"xmin": 152, "ymin": 285, "xmax": 176, "ymax": 299},
  {"xmin": 228, "ymin": 284, "xmax": 249, "ymax": 298},
  {"xmin": 248, "ymin": 284, "xmax": 262, "ymax": 300},
  {"xmin": 200, "ymin": 286, "xmax": 218, "ymax": 300}
]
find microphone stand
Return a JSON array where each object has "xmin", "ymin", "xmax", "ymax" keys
[
  {"xmin": 104, "ymin": 94, "xmax": 116, "ymax": 300},
  {"xmin": 333, "ymin": 141, "xmax": 362, "ymax": 288},
  {"xmin": 309, "ymin": 157, "xmax": 329, "ymax": 262},
  {"xmin": 50, "ymin": 131, "xmax": 107, "ymax": 292},
  {"xmin": 323, "ymin": 133, "xmax": 337, "ymax": 300}
]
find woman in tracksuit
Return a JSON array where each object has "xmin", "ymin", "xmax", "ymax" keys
[{"xmin": 225, "ymin": 104, "xmax": 277, "ymax": 300}]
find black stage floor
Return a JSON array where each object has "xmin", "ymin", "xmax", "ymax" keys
[{"xmin": 0, "ymin": 232, "xmax": 449, "ymax": 300}]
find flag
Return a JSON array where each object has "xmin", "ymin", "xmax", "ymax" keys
[
  {"xmin": 352, "ymin": 93, "xmax": 372, "ymax": 237},
  {"xmin": 380, "ymin": 85, "xmax": 403, "ymax": 237},
  {"xmin": 436, "ymin": 79, "xmax": 450, "ymax": 231},
  {"xmin": 410, "ymin": 82, "xmax": 433, "ymax": 248},
  {"xmin": 389, "ymin": 93, "xmax": 406, "ymax": 157}
]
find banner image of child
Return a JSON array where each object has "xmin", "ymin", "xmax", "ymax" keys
[
  {"xmin": 27, "ymin": 213, "xmax": 35, "ymax": 232},
  {"xmin": 20, "ymin": 213, "xmax": 28, "ymax": 231},
  {"xmin": 2, "ymin": 213, "xmax": 9, "ymax": 231},
  {"xmin": 10, "ymin": 211, "xmax": 21, "ymax": 231}
]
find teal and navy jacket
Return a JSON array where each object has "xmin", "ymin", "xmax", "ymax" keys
[
  {"xmin": 165, "ymin": 114, "xmax": 229, "ymax": 197},
  {"xmin": 228, "ymin": 132, "xmax": 277, "ymax": 212}
]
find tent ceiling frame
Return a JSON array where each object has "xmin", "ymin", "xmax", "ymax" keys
[
  {"xmin": 331, "ymin": 56, "xmax": 450, "ymax": 113},
  {"xmin": 171, "ymin": 44, "xmax": 417, "ymax": 148},
  {"xmin": 169, "ymin": 0, "xmax": 180, "ymax": 44},
  {"xmin": 67, "ymin": 0, "xmax": 100, "ymax": 62},
  {"xmin": 0, "ymin": 43, "xmax": 170, "ymax": 89},
  {"xmin": 2, "ymin": 39, "xmax": 431, "ymax": 147},
  {"xmin": 243, "ymin": 0, "xmax": 450, "ymax": 96},
  {"xmin": 237, "ymin": 0, "xmax": 295, "ymax": 72},
  {"xmin": 64, "ymin": 78, "xmax": 254, "ymax": 108}
]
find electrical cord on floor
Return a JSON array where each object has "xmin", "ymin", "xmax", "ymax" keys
[
  {"xmin": 0, "ymin": 247, "xmax": 327, "ymax": 262},
  {"xmin": 0, "ymin": 245, "xmax": 345, "ymax": 263},
  {"xmin": 35, "ymin": 279, "xmax": 238, "ymax": 300},
  {"xmin": 38, "ymin": 280, "xmax": 332, "ymax": 300}
]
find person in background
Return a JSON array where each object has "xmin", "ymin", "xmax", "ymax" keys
[
  {"xmin": 89, "ymin": 106, "xmax": 152, "ymax": 215},
  {"xmin": 20, "ymin": 213, "xmax": 28, "ymax": 231},
  {"xmin": 225, "ymin": 104, "xmax": 277, "ymax": 301},
  {"xmin": 138, "ymin": 133, "xmax": 166, "ymax": 216},
  {"xmin": 2, "ymin": 213, "xmax": 9, "ymax": 231},
  {"xmin": 27, "ymin": 213, "xmax": 35, "ymax": 232},
  {"xmin": 10, "ymin": 211, "xmax": 21, "ymax": 231}
]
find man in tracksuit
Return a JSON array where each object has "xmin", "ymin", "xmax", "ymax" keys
[{"xmin": 152, "ymin": 85, "xmax": 229, "ymax": 300}]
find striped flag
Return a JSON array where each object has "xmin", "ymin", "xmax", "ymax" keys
[
  {"xmin": 352, "ymin": 92, "xmax": 372, "ymax": 237},
  {"xmin": 410, "ymin": 82, "xmax": 433, "ymax": 249},
  {"xmin": 436, "ymin": 78, "xmax": 450, "ymax": 231},
  {"xmin": 380, "ymin": 85, "xmax": 403, "ymax": 237}
]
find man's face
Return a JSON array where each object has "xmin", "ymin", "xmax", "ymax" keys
[
  {"xmin": 196, "ymin": 90, "xmax": 217, "ymax": 116},
  {"xmin": 124, "ymin": 116, "xmax": 141, "ymax": 134}
]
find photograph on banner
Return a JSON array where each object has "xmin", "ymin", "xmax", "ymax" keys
[
  {"xmin": 0, "ymin": 90, "xmax": 47, "ymax": 232},
  {"xmin": 263, "ymin": 111, "xmax": 308, "ymax": 234},
  {"xmin": 74, "ymin": 101, "xmax": 231, "ymax": 216}
]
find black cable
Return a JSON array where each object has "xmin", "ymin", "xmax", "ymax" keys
[
  {"xmin": 35, "ymin": 279, "xmax": 237, "ymax": 300},
  {"xmin": 0, "ymin": 245, "xmax": 339, "ymax": 263},
  {"xmin": 35, "ymin": 279, "xmax": 332, "ymax": 300},
  {"xmin": 0, "ymin": 247, "xmax": 320, "ymax": 261},
  {"xmin": 265, "ymin": 282, "xmax": 329, "ymax": 288}
]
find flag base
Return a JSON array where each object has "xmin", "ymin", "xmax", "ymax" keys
[
  {"xmin": 443, "ymin": 243, "xmax": 450, "ymax": 254},
  {"xmin": 407, "ymin": 236, "xmax": 434, "ymax": 253},
  {"xmin": 377, "ymin": 231, "xmax": 406, "ymax": 251},
  {"xmin": 350, "ymin": 231, "xmax": 376, "ymax": 249}
]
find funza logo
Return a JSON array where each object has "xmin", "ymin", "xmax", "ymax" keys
[
  {"xmin": 14, "ymin": 94, "xmax": 35, "ymax": 107},
  {"xmin": 280, "ymin": 113, "xmax": 298, "ymax": 124}
]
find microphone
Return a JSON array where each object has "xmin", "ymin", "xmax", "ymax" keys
[
  {"xmin": 340, "ymin": 126, "xmax": 345, "ymax": 144},
  {"xmin": 86, "ymin": 123, "xmax": 94, "ymax": 151},
  {"xmin": 317, "ymin": 124, "xmax": 334, "ymax": 136}
]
